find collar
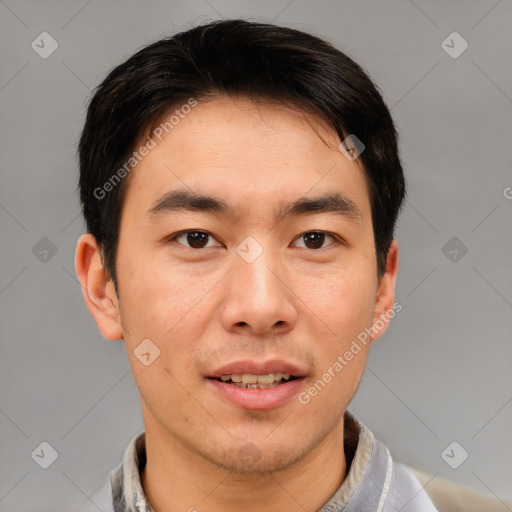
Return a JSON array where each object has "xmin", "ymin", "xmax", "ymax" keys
[{"xmin": 110, "ymin": 411, "xmax": 380, "ymax": 512}]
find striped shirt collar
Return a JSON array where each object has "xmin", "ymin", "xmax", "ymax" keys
[{"xmin": 109, "ymin": 411, "xmax": 383, "ymax": 512}]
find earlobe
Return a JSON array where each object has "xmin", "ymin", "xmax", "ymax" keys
[
  {"xmin": 370, "ymin": 240, "xmax": 400, "ymax": 343},
  {"xmin": 75, "ymin": 234, "xmax": 124, "ymax": 341}
]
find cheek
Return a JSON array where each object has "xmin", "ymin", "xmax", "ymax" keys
[
  {"xmin": 298, "ymin": 269, "xmax": 376, "ymax": 332},
  {"xmin": 119, "ymin": 252, "xmax": 195, "ymax": 332},
  {"xmin": 119, "ymin": 262, "xmax": 215, "ymax": 386},
  {"xmin": 300, "ymin": 274, "xmax": 375, "ymax": 388}
]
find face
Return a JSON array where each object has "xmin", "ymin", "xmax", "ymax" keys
[{"xmin": 78, "ymin": 95, "xmax": 398, "ymax": 475}]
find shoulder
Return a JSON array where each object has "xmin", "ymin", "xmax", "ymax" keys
[
  {"xmin": 407, "ymin": 466, "xmax": 512, "ymax": 512},
  {"xmin": 382, "ymin": 459, "xmax": 439, "ymax": 511},
  {"xmin": 358, "ymin": 438, "xmax": 439, "ymax": 512}
]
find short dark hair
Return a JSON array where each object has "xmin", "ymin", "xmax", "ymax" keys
[{"xmin": 78, "ymin": 19, "xmax": 405, "ymax": 292}]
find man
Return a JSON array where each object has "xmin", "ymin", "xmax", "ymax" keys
[{"xmin": 75, "ymin": 19, "xmax": 438, "ymax": 512}]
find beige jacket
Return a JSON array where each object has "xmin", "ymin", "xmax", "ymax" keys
[
  {"xmin": 409, "ymin": 467, "xmax": 512, "ymax": 512},
  {"xmin": 84, "ymin": 412, "xmax": 511, "ymax": 511}
]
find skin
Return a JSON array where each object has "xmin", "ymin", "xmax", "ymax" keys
[{"xmin": 75, "ymin": 95, "xmax": 399, "ymax": 512}]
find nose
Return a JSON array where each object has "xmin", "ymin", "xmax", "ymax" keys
[{"xmin": 220, "ymin": 247, "xmax": 298, "ymax": 337}]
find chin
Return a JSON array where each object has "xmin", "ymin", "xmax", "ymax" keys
[
  {"xmin": 213, "ymin": 447, "xmax": 306, "ymax": 476},
  {"xmin": 196, "ymin": 434, "xmax": 311, "ymax": 476}
]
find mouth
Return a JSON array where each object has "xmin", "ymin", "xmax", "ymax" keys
[
  {"xmin": 205, "ymin": 359, "xmax": 307, "ymax": 410},
  {"xmin": 207, "ymin": 373, "xmax": 301, "ymax": 389}
]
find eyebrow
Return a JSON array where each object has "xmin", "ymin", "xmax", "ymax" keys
[{"xmin": 146, "ymin": 189, "xmax": 362, "ymax": 224}]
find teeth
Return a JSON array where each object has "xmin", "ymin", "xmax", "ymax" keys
[
  {"xmin": 217, "ymin": 373, "xmax": 294, "ymax": 385},
  {"xmin": 235, "ymin": 382, "xmax": 281, "ymax": 389},
  {"xmin": 256, "ymin": 374, "xmax": 275, "ymax": 384}
]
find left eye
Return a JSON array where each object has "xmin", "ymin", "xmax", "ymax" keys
[
  {"xmin": 167, "ymin": 230, "xmax": 337, "ymax": 250},
  {"xmin": 293, "ymin": 231, "xmax": 337, "ymax": 250}
]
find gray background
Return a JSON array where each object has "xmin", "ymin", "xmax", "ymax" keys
[{"xmin": 1, "ymin": 0, "xmax": 511, "ymax": 510}]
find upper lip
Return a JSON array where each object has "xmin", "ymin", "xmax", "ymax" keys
[{"xmin": 207, "ymin": 359, "xmax": 307, "ymax": 378}]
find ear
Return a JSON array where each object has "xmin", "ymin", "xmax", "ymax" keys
[
  {"xmin": 370, "ymin": 240, "xmax": 400, "ymax": 343},
  {"xmin": 75, "ymin": 233, "xmax": 124, "ymax": 341}
]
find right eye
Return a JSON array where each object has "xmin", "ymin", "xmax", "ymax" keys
[{"xmin": 167, "ymin": 230, "xmax": 223, "ymax": 250}]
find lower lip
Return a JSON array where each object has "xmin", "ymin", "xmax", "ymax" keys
[{"xmin": 207, "ymin": 378, "xmax": 305, "ymax": 410}]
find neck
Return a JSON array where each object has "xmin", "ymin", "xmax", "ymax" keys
[{"xmin": 140, "ymin": 415, "xmax": 350, "ymax": 512}]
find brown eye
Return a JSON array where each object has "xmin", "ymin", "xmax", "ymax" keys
[
  {"xmin": 293, "ymin": 231, "xmax": 336, "ymax": 250},
  {"xmin": 169, "ymin": 230, "xmax": 221, "ymax": 249}
]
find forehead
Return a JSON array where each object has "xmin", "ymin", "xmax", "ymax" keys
[{"xmin": 122, "ymin": 96, "xmax": 371, "ymax": 220}]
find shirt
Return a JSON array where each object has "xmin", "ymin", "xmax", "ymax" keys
[{"xmin": 87, "ymin": 411, "xmax": 439, "ymax": 512}]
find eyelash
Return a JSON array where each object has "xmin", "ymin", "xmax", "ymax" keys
[{"xmin": 166, "ymin": 230, "xmax": 341, "ymax": 251}]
